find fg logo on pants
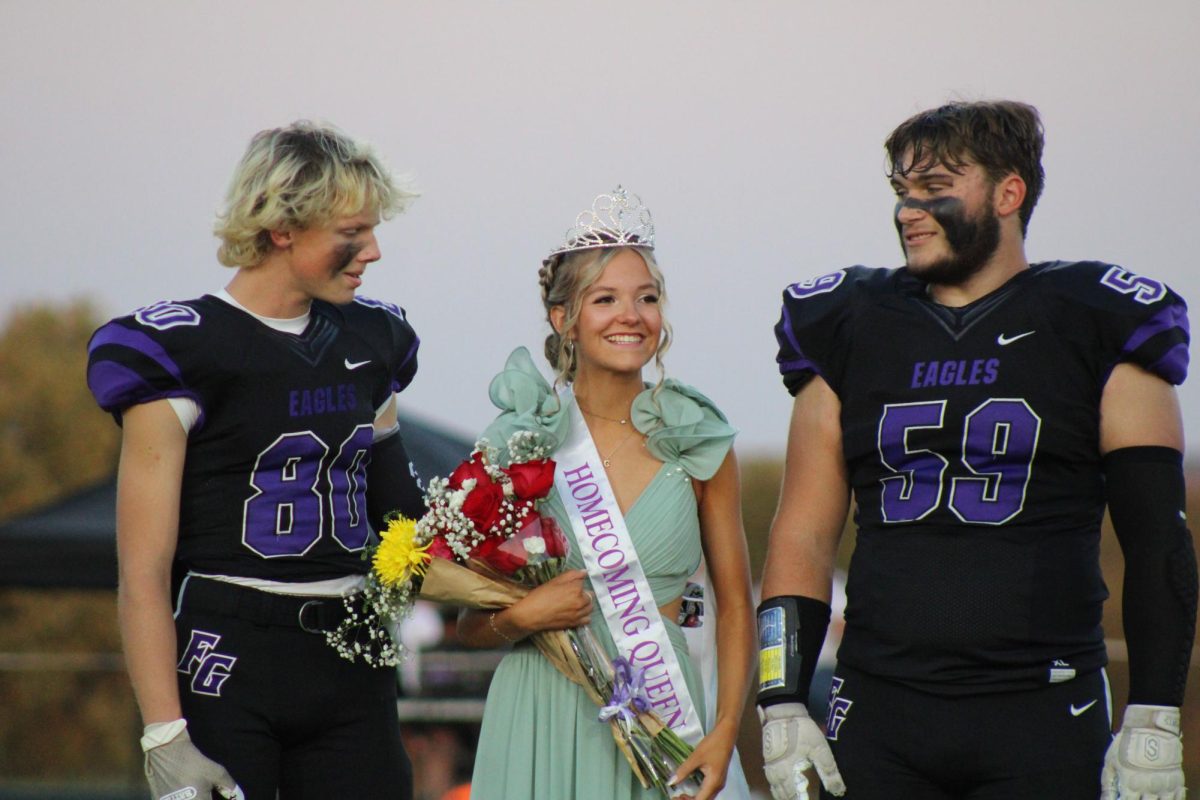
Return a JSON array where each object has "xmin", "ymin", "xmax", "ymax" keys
[{"xmin": 177, "ymin": 630, "xmax": 237, "ymax": 696}]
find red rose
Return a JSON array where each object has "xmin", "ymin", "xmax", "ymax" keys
[
  {"xmin": 538, "ymin": 515, "xmax": 568, "ymax": 558},
  {"xmin": 510, "ymin": 503, "xmax": 536, "ymax": 530},
  {"xmin": 503, "ymin": 459, "xmax": 556, "ymax": 502},
  {"xmin": 461, "ymin": 480, "xmax": 505, "ymax": 534},
  {"xmin": 426, "ymin": 536, "xmax": 454, "ymax": 560},
  {"xmin": 449, "ymin": 452, "xmax": 506, "ymax": 534},
  {"xmin": 474, "ymin": 534, "xmax": 526, "ymax": 574},
  {"xmin": 449, "ymin": 452, "xmax": 490, "ymax": 490}
]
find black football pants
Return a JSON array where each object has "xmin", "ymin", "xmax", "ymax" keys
[
  {"xmin": 174, "ymin": 578, "xmax": 413, "ymax": 799},
  {"xmin": 820, "ymin": 663, "xmax": 1111, "ymax": 800}
]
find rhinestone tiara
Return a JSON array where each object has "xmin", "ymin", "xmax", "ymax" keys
[{"xmin": 546, "ymin": 186, "xmax": 655, "ymax": 262}]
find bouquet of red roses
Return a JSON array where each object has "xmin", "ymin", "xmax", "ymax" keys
[
  {"xmin": 332, "ymin": 431, "xmax": 700, "ymax": 796},
  {"xmin": 418, "ymin": 434, "xmax": 701, "ymax": 796},
  {"xmin": 323, "ymin": 433, "xmax": 559, "ymax": 667},
  {"xmin": 410, "ymin": 434, "xmax": 615, "ymax": 709}
]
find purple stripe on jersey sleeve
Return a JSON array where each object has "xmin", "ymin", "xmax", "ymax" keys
[
  {"xmin": 89, "ymin": 325, "xmax": 186, "ymax": 383},
  {"xmin": 778, "ymin": 357, "xmax": 823, "ymax": 376},
  {"xmin": 87, "ymin": 361, "xmax": 205, "ymax": 420},
  {"xmin": 1120, "ymin": 302, "xmax": 1188, "ymax": 355},
  {"xmin": 392, "ymin": 334, "xmax": 420, "ymax": 393},
  {"xmin": 1119, "ymin": 303, "xmax": 1190, "ymax": 384},
  {"xmin": 1148, "ymin": 343, "xmax": 1189, "ymax": 385},
  {"xmin": 87, "ymin": 361, "xmax": 155, "ymax": 411},
  {"xmin": 776, "ymin": 306, "xmax": 823, "ymax": 377},
  {"xmin": 778, "ymin": 305, "xmax": 804, "ymax": 359}
]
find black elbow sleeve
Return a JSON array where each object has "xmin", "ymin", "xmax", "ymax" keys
[
  {"xmin": 1104, "ymin": 446, "xmax": 1197, "ymax": 706},
  {"xmin": 367, "ymin": 426, "xmax": 426, "ymax": 532}
]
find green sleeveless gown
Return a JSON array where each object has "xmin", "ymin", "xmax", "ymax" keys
[{"xmin": 469, "ymin": 348, "xmax": 736, "ymax": 800}]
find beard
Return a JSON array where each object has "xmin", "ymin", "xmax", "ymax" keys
[{"xmin": 903, "ymin": 195, "xmax": 1001, "ymax": 286}]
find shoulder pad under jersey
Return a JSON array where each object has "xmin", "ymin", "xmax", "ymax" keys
[
  {"xmin": 1036, "ymin": 260, "xmax": 1189, "ymax": 385},
  {"xmin": 775, "ymin": 266, "xmax": 895, "ymax": 395},
  {"xmin": 86, "ymin": 299, "xmax": 209, "ymax": 421},
  {"xmin": 347, "ymin": 296, "xmax": 420, "ymax": 393}
]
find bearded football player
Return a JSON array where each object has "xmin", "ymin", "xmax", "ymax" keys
[{"xmin": 758, "ymin": 100, "xmax": 1194, "ymax": 799}]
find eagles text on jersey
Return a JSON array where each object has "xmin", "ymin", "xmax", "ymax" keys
[
  {"xmin": 775, "ymin": 262, "xmax": 1189, "ymax": 694},
  {"xmin": 87, "ymin": 295, "xmax": 419, "ymax": 582}
]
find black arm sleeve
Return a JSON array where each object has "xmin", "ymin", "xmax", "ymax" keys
[
  {"xmin": 1104, "ymin": 446, "xmax": 1197, "ymax": 706},
  {"xmin": 366, "ymin": 426, "xmax": 426, "ymax": 532}
]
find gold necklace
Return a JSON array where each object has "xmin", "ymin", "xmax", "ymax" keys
[
  {"xmin": 598, "ymin": 427, "xmax": 638, "ymax": 468},
  {"xmin": 579, "ymin": 405, "xmax": 629, "ymax": 426}
]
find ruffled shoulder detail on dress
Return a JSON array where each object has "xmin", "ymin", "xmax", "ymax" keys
[
  {"xmin": 480, "ymin": 347, "xmax": 571, "ymax": 460},
  {"xmin": 630, "ymin": 380, "xmax": 737, "ymax": 481}
]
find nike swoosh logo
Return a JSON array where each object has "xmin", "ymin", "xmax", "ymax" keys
[
  {"xmin": 344, "ymin": 358, "xmax": 371, "ymax": 370},
  {"xmin": 1070, "ymin": 700, "xmax": 1098, "ymax": 716},
  {"xmin": 997, "ymin": 331, "xmax": 1036, "ymax": 346}
]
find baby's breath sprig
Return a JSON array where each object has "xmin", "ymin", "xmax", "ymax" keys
[
  {"xmin": 506, "ymin": 430, "xmax": 554, "ymax": 463},
  {"xmin": 325, "ymin": 516, "xmax": 429, "ymax": 666},
  {"xmin": 326, "ymin": 438, "xmax": 556, "ymax": 665}
]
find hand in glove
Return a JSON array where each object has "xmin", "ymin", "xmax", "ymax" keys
[
  {"xmin": 1100, "ymin": 704, "xmax": 1185, "ymax": 800},
  {"xmin": 141, "ymin": 719, "xmax": 243, "ymax": 800},
  {"xmin": 759, "ymin": 702, "xmax": 846, "ymax": 799}
]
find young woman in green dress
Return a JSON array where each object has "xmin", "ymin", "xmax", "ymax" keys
[{"xmin": 458, "ymin": 188, "xmax": 755, "ymax": 800}]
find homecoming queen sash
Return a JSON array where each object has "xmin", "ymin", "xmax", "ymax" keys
[{"xmin": 552, "ymin": 390, "xmax": 705, "ymax": 746}]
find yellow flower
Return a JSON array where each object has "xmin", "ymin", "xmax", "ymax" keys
[{"xmin": 373, "ymin": 517, "xmax": 432, "ymax": 587}]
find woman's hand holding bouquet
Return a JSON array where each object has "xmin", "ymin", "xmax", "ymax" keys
[
  {"xmin": 328, "ymin": 431, "xmax": 703, "ymax": 798},
  {"xmin": 500, "ymin": 569, "xmax": 593, "ymax": 638}
]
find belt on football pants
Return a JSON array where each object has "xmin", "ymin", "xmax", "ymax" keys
[{"xmin": 180, "ymin": 576, "xmax": 354, "ymax": 634}]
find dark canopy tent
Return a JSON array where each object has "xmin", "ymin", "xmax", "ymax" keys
[{"xmin": 0, "ymin": 414, "xmax": 472, "ymax": 588}]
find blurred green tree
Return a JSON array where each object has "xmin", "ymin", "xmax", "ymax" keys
[
  {"xmin": 0, "ymin": 301, "xmax": 135, "ymax": 785},
  {"xmin": 0, "ymin": 300, "xmax": 119, "ymax": 521}
]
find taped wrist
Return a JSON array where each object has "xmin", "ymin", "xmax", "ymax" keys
[
  {"xmin": 1104, "ymin": 446, "xmax": 1197, "ymax": 706},
  {"xmin": 756, "ymin": 595, "xmax": 830, "ymax": 708},
  {"xmin": 367, "ymin": 425, "xmax": 426, "ymax": 531},
  {"xmin": 140, "ymin": 719, "xmax": 188, "ymax": 751}
]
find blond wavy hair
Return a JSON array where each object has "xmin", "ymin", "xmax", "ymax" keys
[
  {"xmin": 538, "ymin": 245, "xmax": 673, "ymax": 390},
  {"xmin": 214, "ymin": 120, "xmax": 417, "ymax": 268}
]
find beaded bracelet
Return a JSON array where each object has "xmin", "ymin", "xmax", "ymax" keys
[{"xmin": 488, "ymin": 611, "xmax": 516, "ymax": 643}]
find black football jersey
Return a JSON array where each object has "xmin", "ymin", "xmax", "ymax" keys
[
  {"xmin": 775, "ymin": 261, "xmax": 1190, "ymax": 694},
  {"xmin": 87, "ymin": 295, "xmax": 419, "ymax": 582}
]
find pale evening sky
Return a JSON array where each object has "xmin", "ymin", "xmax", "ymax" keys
[{"xmin": 2, "ymin": 1, "xmax": 1197, "ymax": 460}]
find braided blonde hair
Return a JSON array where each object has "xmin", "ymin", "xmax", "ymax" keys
[{"xmin": 538, "ymin": 245, "xmax": 673, "ymax": 390}]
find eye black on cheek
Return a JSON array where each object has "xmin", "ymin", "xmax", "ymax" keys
[{"xmin": 331, "ymin": 243, "xmax": 363, "ymax": 273}]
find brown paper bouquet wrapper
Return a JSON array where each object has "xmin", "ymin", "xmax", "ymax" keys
[
  {"xmin": 416, "ymin": 556, "xmax": 527, "ymax": 608},
  {"xmin": 415, "ymin": 557, "xmax": 650, "ymax": 787}
]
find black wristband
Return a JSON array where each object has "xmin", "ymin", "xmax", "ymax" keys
[{"xmin": 756, "ymin": 595, "xmax": 831, "ymax": 708}]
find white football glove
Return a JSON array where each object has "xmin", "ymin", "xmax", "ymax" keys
[
  {"xmin": 758, "ymin": 702, "xmax": 846, "ymax": 799},
  {"xmin": 141, "ymin": 719, "xmax": 244, "ymax": 800},
  {"xmin": 1100, "ymin": 704, "xmax": 1185, "ymax": 800}
]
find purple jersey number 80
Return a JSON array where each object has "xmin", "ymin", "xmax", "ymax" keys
[{"xmin": 242, "ymin": 425, "xmax": 374, "ymax": 557}]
